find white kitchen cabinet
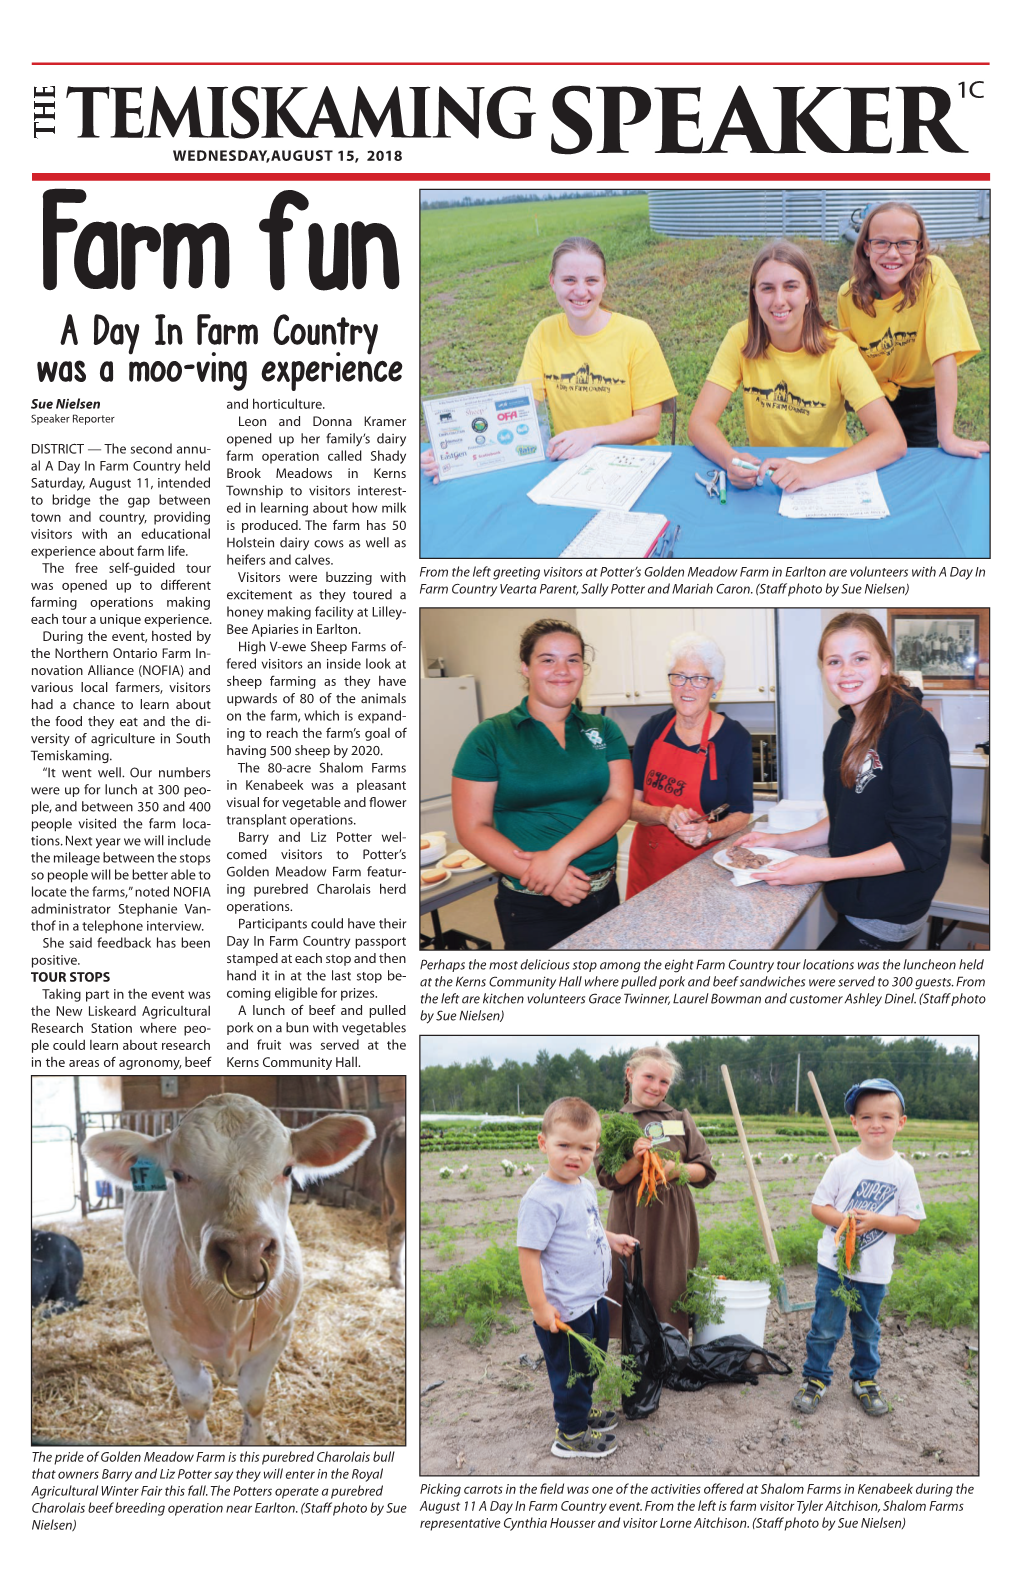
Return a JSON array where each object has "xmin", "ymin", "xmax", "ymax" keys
[
  {"xmin": 695, "ymin": 609, "xmax": 776, "ymax": 701},
  {"xmin": 578, "ymin": 608, "xmax": 775, "ymax": 708},
  {"xmin": 581, "ymin": 608, "xmax": 636, "ymax": 704}
]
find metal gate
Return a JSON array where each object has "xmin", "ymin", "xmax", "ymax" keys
[{"xmin": 31, "ymin": 1124, "xmax": 79, "ymax": 1219}]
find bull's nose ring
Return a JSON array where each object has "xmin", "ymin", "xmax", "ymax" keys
[{"xmin": 221, "ymin": 1258, "xmax": 270, "ymax": 1300}]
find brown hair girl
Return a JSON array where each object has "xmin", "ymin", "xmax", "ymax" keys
[
  {"xmin": 847, "ymin": 202, "xmax": 933, "ymax": 315},
  {"xmin": 518, "ymin": 618, "xmax": 591, "ymax": 669},
  {"xmin": 819, "ymin": 613, "xmax": 920, "ymax": 787},
  {"xmin": 742, "ymin": 240, "xmax": 836, "ymax": 361}
]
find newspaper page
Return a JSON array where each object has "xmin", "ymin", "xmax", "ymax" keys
[{"xmin": 19, "ymin": 12, "xmax": 999, "ymax": 1573}]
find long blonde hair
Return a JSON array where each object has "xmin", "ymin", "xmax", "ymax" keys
[
  {"xmin": 820, "ymin": 613, "xmax": 919, "ymax": 788},
  {"xmin": 623, "ymin": 1046, "xmax": 681, "ymax": 1106}
]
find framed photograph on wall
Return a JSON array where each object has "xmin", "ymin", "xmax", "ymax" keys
[{"xmin": 888, "ymin": 611, "xmax": 987, "ymax": 688}]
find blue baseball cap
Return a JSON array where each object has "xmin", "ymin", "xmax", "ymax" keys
[{"xmin": 844, "ymin": 1079, "xmax": 905, "ymax": 1116}]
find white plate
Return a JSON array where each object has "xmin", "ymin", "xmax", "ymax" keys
[
  {"xmin": 713, "ymin": 845, "xmax": 800, "ymax": 887},
  {"xmin": 440, "ymin": 852, "xmax": 484, "ymax": 872},
  {"xmin": 420, "ymin": 868, "xmax": 452, "ymax": 890},
  {"xmin": 420, "ymin": 833, "xmax": 448, "ymax": 867}
]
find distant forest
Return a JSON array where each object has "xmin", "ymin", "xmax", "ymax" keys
[
  {"xmin": 420, "ymin": 189, "xmax": 637, "ymax": 208},
  {"xmin": 420, "ymin": 1037, "xmax": 978, "ymax": 1123}
]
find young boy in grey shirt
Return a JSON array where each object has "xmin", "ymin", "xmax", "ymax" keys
[{"xmin": 517, "ymin": 1097, "xmax": 637, "ymax": 1458}]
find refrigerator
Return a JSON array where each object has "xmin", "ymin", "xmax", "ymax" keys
[{"xmin": 420, "ymin": 674, "xmax": 480, "ymax": 836}]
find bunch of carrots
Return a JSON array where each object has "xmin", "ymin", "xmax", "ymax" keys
[
  {"xmin": 831, "ymin": 1211, "xmax": 862, "ymax": 1312},
  {"xmin": 637, "ymin": 1148, "xmax": 687, "ymax": 1206}
]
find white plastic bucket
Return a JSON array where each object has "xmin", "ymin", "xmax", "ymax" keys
[{"xmin": 692, "ymin": 1279, "xmax": 771, "ymax": 1348}]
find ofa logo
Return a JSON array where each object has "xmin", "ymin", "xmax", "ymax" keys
[{"xmin": 515, "ymin": 444, "xmax": 538, "ymax": 456}]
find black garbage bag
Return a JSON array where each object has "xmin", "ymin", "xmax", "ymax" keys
[
  {"xmin": 660, "ymin": 1320, "xmax": 691, "ymax": 1389},
  {"xmin": 673, "ymin": 1334, "xmax": 793, "ymax": 1392},
  {"xmin": 618, "ymin": 1246, "xmax": 668, "ymax": 1419}
]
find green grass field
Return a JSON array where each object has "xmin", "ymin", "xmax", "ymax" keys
[{"xmin": 420, "ymin": 194, "xmax": 990, "ymax": 446}]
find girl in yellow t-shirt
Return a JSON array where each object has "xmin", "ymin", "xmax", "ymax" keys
[
  {"xmin": 837, "ymin": 202, "xmax": 988, "ymax": 459},
  {"xmin": 688, "ymin": 239, "xmax": 906, "ymax": 494},
  {"xmin": 422, "ymin": 237, "xmax": 677, "ymax": 483}
]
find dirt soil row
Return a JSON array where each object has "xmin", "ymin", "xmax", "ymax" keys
[{"xmin": 420, "ymin": 1267, "xmax": 977, "ymax": 1478}]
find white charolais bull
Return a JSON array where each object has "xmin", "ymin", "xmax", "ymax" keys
[{"xmin": 83, "ymin": 1094, "xmax": 375, "ymax": 1446}]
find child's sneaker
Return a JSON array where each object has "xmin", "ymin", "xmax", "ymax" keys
[
  {"xmin": 586, "ymin": 1406, "xmax": 618, "ymax": 1428},
  {"xmin": 551, "ymin": 1426, "xmax": 618, "ymax": 1457},
  {"xmin": 851, "ymin": 1379, "xmax": 889, "ymax": 1416},
  {"xmin": 791, "ymin": 1378, "xmax": 827, "ymax": 1413}
]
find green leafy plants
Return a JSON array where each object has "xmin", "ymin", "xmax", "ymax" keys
[
  {"xmin": 555, "ymin": 1317, "xmax": 639, "ymax": 1412},
  {"xmin": 420, "ymin": 1244, "xmax": 526, "ymax": 1344},
  {"xmin": 673, "ymin": 1266, "xmax": 727, "ymax": 1327},
  {"xmin": 899, "ymin": 1199, "xmax": 977, "ymax": 1254},
  {"xmin": 887, "ymin": 1245, "xmax": 979, "ymax": 1331},
  {"xmin": 596, "ymin": 1113, "xmax": 644, "ymax": 1176},
  {"xmin": 687, "ymin": 1221, "xmax": 784, "ymax": 1298},
  {"xmin": 672, "ymin": 1222, "xmax": 785, "ymax": 1324}
]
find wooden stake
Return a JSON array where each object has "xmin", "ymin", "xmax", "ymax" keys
[
  {"xmin": 807, "ymin": 1071, "xmax": 842, "ymax": 1156},
  {"xmin": 719, "ymin": 1064, "xmax": 779, "ymax": 1267}
]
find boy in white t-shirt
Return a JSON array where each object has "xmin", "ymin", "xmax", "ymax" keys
[{"xmin": 792, "ymin": 1078, "xmax": 925, "ymax": 1418}]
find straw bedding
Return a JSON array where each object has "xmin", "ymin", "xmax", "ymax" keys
[{"xmin": 31, "ymin": 1203, "xmax": 405, "ymax": 1447}]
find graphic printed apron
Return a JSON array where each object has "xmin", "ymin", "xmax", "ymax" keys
[{"xmin": 626, "ymin": 711, "xmax": 717, "ymax": 900}]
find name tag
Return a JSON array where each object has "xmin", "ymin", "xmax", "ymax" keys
[{"xmin": 662, "ymin": 1122, "xmax": 686, "ymax": 1136}]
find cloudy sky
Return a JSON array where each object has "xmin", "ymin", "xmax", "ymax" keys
[{"xmin": 420, "ymin": 1036, "xmax": 977, "ymax": 1068}]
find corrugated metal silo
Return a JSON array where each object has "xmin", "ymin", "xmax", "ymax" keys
[{"xmin": 648, "ymin": 189, "xmax": 989, "ymax": 242}]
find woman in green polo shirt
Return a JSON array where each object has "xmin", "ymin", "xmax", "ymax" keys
[{"xmin": 452, "ymin": 619, "xmax": 634, "ymax": 950}]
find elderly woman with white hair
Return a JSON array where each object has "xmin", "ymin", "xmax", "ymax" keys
[{"xmin": 626, "ymin": 632, "xmax": 755, "ymax": 899}]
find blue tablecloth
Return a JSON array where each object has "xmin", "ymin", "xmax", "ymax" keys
[{"xmin": 420, "ymin": 445, "xmax": 988, "ymax": 559}]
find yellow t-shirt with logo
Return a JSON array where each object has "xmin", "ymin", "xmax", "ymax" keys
[
  {"xmin": 836, "ymin": 254, "xmax": 981, "ymax": 399},
  {"xmin": 516, "ymin": 313, "xmax": 677, "ymax": 443},
  {"xmin": 706, "ymin": 322, "xmax": 884, "ymax": 449}
]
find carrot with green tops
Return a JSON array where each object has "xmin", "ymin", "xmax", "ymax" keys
[
  {"xmin": 551, "ymin": 1314, "xmax": 639, "ymax": 1411},
  {"xmin": 831, "ymin": 1211, "xmax": 862, "ymax": 1312}
]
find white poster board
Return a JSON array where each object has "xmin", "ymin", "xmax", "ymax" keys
[{"xmin": 422, "ymin": 383, "xmax": 546, "ymax": 480}]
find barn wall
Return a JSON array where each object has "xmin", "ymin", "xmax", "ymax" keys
[
  {"xmin": 121, "ymin": 1075, "xmax": 279, "ymax": 1111},
  {"xmin": 311, "ymin": 1088, "xmax": 406, "ymax": 1212},
  {"xmin": 106, "ymin": 1076, "xmax": 406, "ymax": 1213}
]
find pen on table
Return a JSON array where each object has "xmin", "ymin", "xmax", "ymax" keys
[
  {"xmin": 731, "ymin": 456, "xmax": 776, "ymax": 484},
  {"xmin": 717, "ymin": 469, "xmax": 726, "ymax": 504}
]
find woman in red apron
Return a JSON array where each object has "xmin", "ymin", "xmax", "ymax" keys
[{"xmin": 626, "ymin": 634, "xmax": 755, "ymax": 899}]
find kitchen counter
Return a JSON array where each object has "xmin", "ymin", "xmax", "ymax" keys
[{"xmin": 552, "ymin": 827, "xmax": 830, "ymax": 951}]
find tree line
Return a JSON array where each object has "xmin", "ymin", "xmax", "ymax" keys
[{"xmin": 419, "ymin": 1037, "xmax": 977, "ymax": 1123}]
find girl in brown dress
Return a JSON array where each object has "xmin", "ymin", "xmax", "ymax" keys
[{"xmin": 596, "ymin": 1046, "xmax": 716, "ymax": 1339}]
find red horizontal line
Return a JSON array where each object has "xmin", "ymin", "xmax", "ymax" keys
[{"xmin": 32, "ymin": 170, "xmax": 990, "ymax": 183}]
